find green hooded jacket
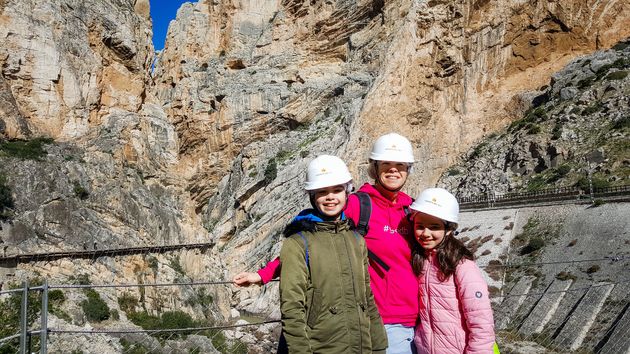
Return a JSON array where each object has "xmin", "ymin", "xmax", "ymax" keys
[{"xmin": 279, "ymin": 215, "xmax": 387, "ymax": 353}]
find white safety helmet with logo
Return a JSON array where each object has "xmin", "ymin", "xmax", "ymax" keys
[
  {"xmin": 409, "ymin": 188, "xmax": 459, "ymax": 229},
  {"xmin": 368, "ymin": 133, "xmax": 415, "ymax": 179},
  {"xmin": 304, "ymin": 155, "xmax": 353, "ymax": 191},
  {"xmin": 369, "ymin": 133, "xmax": 415, "ymax": 163}
]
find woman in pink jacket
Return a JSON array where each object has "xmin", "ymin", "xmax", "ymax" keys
[
  {"xmin": 409, "ymin": 188, "xmax": 495, "ymax": 354},
  {"xmin": 234, "ymin": 133, "xmax": 420, "ymax": 353}
]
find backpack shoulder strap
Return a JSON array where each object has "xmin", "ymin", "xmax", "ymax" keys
[
  {"xmin": 403, "ymin": 197, "xmax": 415, "ymax": 217},
  {"xmin": 354, "ymin": 192, "xmax": 391, "ymax": 272},
  {"xmin": 355, "ymin": 192, "xmax": 372, "ymax": 236},
  {"xmin": 296, "ymin": 231, "xmax": 310, "ymax": 272}
]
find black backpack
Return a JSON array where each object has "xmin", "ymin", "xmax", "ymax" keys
[{"xmin": 354, "ymin": 192, "xmax": 412, "ymax": 273}]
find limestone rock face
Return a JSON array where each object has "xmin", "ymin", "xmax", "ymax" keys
[
  {"xmin": 0, "ymin": 0, "xmax": 153, "ymax": 141},
  {"xmin": 440, "ymin": 43, "xmax": 630, "ymax": 198},
  {"xmin": 345, "ymin": 0, "xmax": 630, "ymax": 198}
]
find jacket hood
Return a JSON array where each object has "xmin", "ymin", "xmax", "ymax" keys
[
  {"xmin": 283, "ymin": 209, "xmax": 352, "ymax": 236},
  {"xmin": 356, "ymin": 183, "xmax": 413, "ymax": 208}
]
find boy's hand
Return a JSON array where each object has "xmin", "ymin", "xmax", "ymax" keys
[{"xmin": 232, "ymin": 272, "xmax": 262, "ymax": 287}]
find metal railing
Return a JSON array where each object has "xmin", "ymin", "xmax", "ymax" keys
[
  {"xmin": 1, "ymin": 256, "xmax": 628, "ymax": 353},
  {"xmin": 459, "ymin": 184, "xmax": 630, "ymax": 210}
]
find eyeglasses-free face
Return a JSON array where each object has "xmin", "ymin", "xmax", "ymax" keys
[
  {"xmin": 413, "ymin": 212, "xmax": 451, "ymax": 250},
  {"xmin": 313, "ymin": 184, "xmax": 347, "ymax": 219},
  {"xmin": 376, "ymin": 161, "xmax": 409, "ymax": 191}
]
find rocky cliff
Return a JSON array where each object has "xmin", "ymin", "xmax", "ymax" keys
[
  {"xmin": 1, "ymin": 0, "xmax": 629, "ymax": 351},
  {"xmin": 440, "ymin": 41, "xmax": 629, "ymax": 197}
]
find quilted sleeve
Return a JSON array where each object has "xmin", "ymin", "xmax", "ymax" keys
[{"xmin": 455, "ymin": 260, "xmax": 495, "ymax": 354}]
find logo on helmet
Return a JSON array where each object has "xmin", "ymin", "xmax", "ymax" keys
[
  {"xmin": 316, "ymin": 168, "xmax": 330, "ymax": 176},
  {"xmin": 425, "ymin": 197, "xmax": 442, "ymax": 207},
  {"xmin": 385, "ymin": 144, "xmax": 402, "ymax": 152}
]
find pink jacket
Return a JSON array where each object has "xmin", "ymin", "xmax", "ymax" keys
[
  {"xmin": 257, "ymin": 183, "xmax": 418, "ymax": 326},
  {"xmin": 415, "ymin": 252, "xmax": 495, "ymax": 354}
]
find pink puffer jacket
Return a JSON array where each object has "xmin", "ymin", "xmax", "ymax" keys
[{"xmin": 415, "ymin": 252, "xmax": 495, "ymax": 354}]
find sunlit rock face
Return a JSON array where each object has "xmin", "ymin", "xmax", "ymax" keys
[
  {"xmin": 1, "ymin": 0, "xmax": 629, "ymax": 328},
  {"xmin": 0, "ymin": 0, "xmax": 153, "ymax": 141}
]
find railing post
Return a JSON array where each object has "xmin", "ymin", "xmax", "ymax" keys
[
  {"xmin": 40, "ymin": 280, "xmax": 48, "ymax": 354},
  {"xmin": 19, "ymin": 280, "xmax": 28, "ymax": 354},
  {"xmin": 588, "ymin": 167, "xmax": 594, "ymax": 203}
]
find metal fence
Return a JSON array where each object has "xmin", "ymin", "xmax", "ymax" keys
[
  {"xmin": 459, "ymin": 184, "xmax": 630, "ymax": 210},
  {"xmin": 2, "ymin": 256, "xmax": 628, "ymax": 353},
  {"xmin": 0, "ymin": 279, "xmax": 281, "ymax": 354}
]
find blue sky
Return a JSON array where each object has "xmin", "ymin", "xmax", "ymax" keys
[{"xmin": 150, "ymin": 0, "xmax": 198, "ymax": 50}]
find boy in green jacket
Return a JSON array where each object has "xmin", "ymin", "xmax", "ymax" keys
[{"xmin": 280, "ymin": 155, "xmax": 387, "ymax": 353}]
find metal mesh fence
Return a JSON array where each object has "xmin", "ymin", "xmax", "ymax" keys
[{"xmin": 1, "ymin": 257, "xmax": 629, "ymax": 353}]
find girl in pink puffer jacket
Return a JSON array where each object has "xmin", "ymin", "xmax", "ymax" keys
[{"xmin": 409, "ymin": 188, "xmax": 495, "ymax": 354}]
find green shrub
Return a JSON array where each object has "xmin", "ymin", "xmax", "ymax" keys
[
  {"xmin": 577, "ymin": 77, "xmax": 594, "ymax": 89},
  {"xmin": 605, "ymin": 70, "xmax": 628, "ymax": 80},
  {"xmin": 526, "ymin": 106, "xmax": 547, "ymax": 122},
  {"xmin": 70, "ymin": 274, "xmax": 91, "ymax": 285},
  {"xmin": 551, "ymin": 124, "xmax": 562, "ymax": 140},
  {"xmin": 120, "ymin": 338, "xmax": 151, "ymax": 354},
  {"xmin": 49, "ymin": 289, "xmax": 65, "ymax": 303},
  {"xmin": 146, "ymin": 256, "xmax": 159, "ymax": 273},
  {"xmin": 263, "ymin": 158, "xmax": 277, "ymax": 184},
  {"xmin": 47, "ymin": 289, "xmax": 72, "ymax": 322},
  {"xmin": 81, "ymin": 289, "xmax": 110, "ymax": 322},
  {"xmin": 586, "ymin": 265, "xmax": 601, "ymax": 274},
  {"xmin": 575, "ymin": 176, "xmax": 611, "ymax": 190},
  {"xmin": 527, "ymin": 124, "xmax": 541, "ymax": 134},
  {"xmin": 612, "ymin": 41, "xmax": 630, "ymax": 51},
  {"xmin": 556, "ymin": 271, "xmax": 577, "ymax": 281},
  {"xmin": 508, "ymin": 107, "xmax": 546, "ymax": 133},
  {"xmin": 592, "ymin": 199, "xmax": 606, "ymax": 207},
  {"xmin": 520, "ymin": 237, "xmax": 545, "ymax": 255},
  {"xmin": 447, "ymin": 168, "xmax": 461, "ymax": 176},
  {"xmin": 612, "ymin": 116, "xmax": 630, "ymax": 130},
  {"xmin": 470, "ymin": 141, "xmax": 487, "ymax": 159},
  {"xmin": 0, "ymin": 174, "xmax": 14, "ymax": 221},
  {"xmin": 184, "ymin": 288, "xmax": 214, "ymax": 312},
  {"xmin": 118, "ymin": 293, "xmax": 138, "ymax": 313},
  {"xmin": 160, "ymin": 311, "xmax": 195, "ymax": 330},
  {"xmin": 582, "ymin": 102, "xmax": 602, "ymax": 115},
  {"xmin": 546, "ymin": 165, "xmax": 571, "ymax": 183},
  {"xmin": 128, "ymin": 310, "xmax": 194, "ymax": 340},
  {"xmin": 169, "ymin": 257, "xmax": 185, "ymax": 275},
  {"xmin": 73, "ymin": 181, "xmax": 89, "ymax": 200},
  {"xmin": 275, "ymin": 150, "xmax": 293, "ymax": 164},
  {"xmin": 0, "ymin": 137, "xmax": 53, "ymax": 160},
  {"xmin": 527, "ymin": 175, "xmax": 547, "ymax": 191},
  {"xmin": 128, "ymin": 311, "xmax": 161, "ymax": 330}
]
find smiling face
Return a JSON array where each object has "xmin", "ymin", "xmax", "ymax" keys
[
  {"xmin": 413, "ymin": 212, "xmax": 451, "ymax": 250},
  {"xmin": 313, "ymin": 184, "xmax": 347, "ymax": 219},
  {"xmin": 376, "ymin": 160, "xmax": 409, "ymax": 191}
]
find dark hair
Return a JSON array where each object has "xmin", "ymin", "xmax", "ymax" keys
[{"xmin": 411, "ymin": 223, "xmax": 474, "ymax": 281}]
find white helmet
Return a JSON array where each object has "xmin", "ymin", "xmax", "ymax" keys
[
  {"xmin": 369, "ymin": 133, "xmax": 415, "ymax": 163},
  {"xmin": 304, "ymin": 155, "xmax": 353, "ymax": 191},
  {"xmin": 410, "ymin": 188, "xmax": 459, "ymax": 227}
]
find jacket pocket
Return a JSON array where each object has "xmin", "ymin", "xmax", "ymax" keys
[{"xmin": 307, "ymin": 289, "xmax": 322, "ymax": 327}]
